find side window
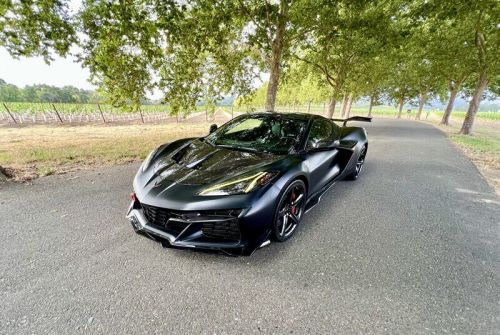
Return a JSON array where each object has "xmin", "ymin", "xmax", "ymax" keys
[{"xmin": 307, "ymin": 119, "xmax": 337, "ymax": 149}]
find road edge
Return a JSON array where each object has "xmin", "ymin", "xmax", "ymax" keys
[{"xmin": 426, "ymin": 121, "xmax": 499, "ymax": 196}]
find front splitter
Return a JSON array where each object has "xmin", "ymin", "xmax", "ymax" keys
[{"xmin": 126, "ymin": 207, "xmax": 259, "ymax": 255}]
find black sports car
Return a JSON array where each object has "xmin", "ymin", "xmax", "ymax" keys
[{"xmin": 127, "ymin": 112, "xmax": 371, "ymax": 255}]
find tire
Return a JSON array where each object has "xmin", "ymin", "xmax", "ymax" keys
[
  {"xmin": 346, "ymin": 144, "xmax": 367, "ymax": 180},
  {"xmin": 272, "ymin": 180, "xmax": 307, "ymax": 242}
]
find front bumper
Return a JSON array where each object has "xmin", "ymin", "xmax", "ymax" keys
[{"xmin": 126, "ymin": 201, "xmax": 271, "ymax": 256}]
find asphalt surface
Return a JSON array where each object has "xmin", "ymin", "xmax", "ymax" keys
[{"xmin": 1, "ymin": 119, "xmax": 499, "ymax": 334}]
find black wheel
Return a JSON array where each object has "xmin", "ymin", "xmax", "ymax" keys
[
  {"xmin": 272, "ymin": 180, "xmax": 307, "ymax": 242},
  {"xmin": 346, "ymin": 145, "xmax": 367, "ymax": 180}
]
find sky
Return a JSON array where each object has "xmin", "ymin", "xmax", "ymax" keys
[
  {"xmin": 0, "ymin": 0, "xmax": 93, "ymax": 90},
  {"xmin": 0, "ymin": 48, "xmax": 95, "ymax": 90}
]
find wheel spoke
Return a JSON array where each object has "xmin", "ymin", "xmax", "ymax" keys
[
  {"xmin": 291, "ymin": 193, "xmax": 303, "ymax": 206},
  {"xmin": 289, "ymin": 213, "xmax": 300, "ymax": 225},
  {"xmin": 275, "ymin": 182, "xmax": 306, "ymax": 239},
  {"xmin": 280, "ymin": 214, "xmax": 288, "ymax": 236},
  {"xmin": 278, "ymin": 206, "xmax": 288, "ymax": 216}
]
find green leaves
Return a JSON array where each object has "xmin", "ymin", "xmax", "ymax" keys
[
  {"xmin": 0, "ymin": 0, "xmax": 76, "ymax": 62},
  {"xmin": 78, "ymin": 0, "xmax": 164, "ymax": 111},
  {"xmin": 1, "ymin": 0, "xmax": 497, "ymax": 120}
]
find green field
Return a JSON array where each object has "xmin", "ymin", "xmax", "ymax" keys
[
  {"xmin": 1, "ymin": 102, "xmax": 207, "ymax": 115},
  {"xmin": 3, "ymin": 102, "xmax": 499, "ymax": 122},
  {"xmin": 349, "ymin": 106, "xmax": 500, "ymax": 121}
]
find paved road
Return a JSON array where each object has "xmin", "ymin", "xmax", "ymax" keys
[{"xmin": 1, "ymin": 119, "xmax": 499, "ymax": 334}]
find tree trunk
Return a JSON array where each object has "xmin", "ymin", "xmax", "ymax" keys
[
  {"xmin": 440, "ymin": 84, "xmax": 459, "ymax": 126},
  {"xmin": 415, "ymin": 91, "xmax": 427, "ymax": 120},
  {"xmin": 339, "ymin": 95, "xmax": 347, "ymax": 117},
  {"xmin": 460, "ymin": 70, "xmax": 488, "ymax": 135},
  {"xmin": 345, "ymin": 94, "xmax": 353, "ymax": 118},
  {"xmin": 397, "ymin": 98, "xmax": 404, "ymax": 118},
  {"xmin": 264, "ymin": 10, "xmax": 286, "ymax": 111},
  {"xmin": 367, "ymin": 95, "xmax": 374, "ymax": 117},
  {"xmin": 326, "ymin": 94, "xmax": 336, "ymax": 118}
]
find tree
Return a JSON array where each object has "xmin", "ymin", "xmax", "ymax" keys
[
  {"xmin": 234, "ymin": 65, "xmax": 330, "ymax": 108},
  {"xmin": 386, "ymin": 54, "xmax": 418, "ymax": 119},
  {"xmin": 404, "ymin": 1, "xmax": 477, "ymax": 125},
  {"xmin": 295, "ymin": 1, "xmax": 394, "ymax": 118},
  {"xmin": 459, "ymin": 15, "xmax": 498, "ymax": 134},
  {"xmin": 354, "ymin": 55, "xmax": 392, "ymax": 117},
  {"xmin": 0, "ymin": 0, "xmax": 76, "ymax": 61},
  {"xmin": 231, "ymin": 0, "xmax": 321, "ymax": 111},
  {"xmin": 0, "ymin": 79, "xmax": 103, "ymax": 103},
  {"xmin": 432, "ymin": 22, "xmax": 475, "ymax": 125},
  {"xmin": 78, "ymin": 0, "xmax": 321, "ymax": 113},
  {"xmin": 421, "ymin": 0, "xmax": 499, "ymax": 134},
  {"xmin": 79, "ymin": 0, "xmax": 162, "ymax": 110},
  {"xmin": 0, "ymin": 81, "xmax": 20, "ymax": 102}
]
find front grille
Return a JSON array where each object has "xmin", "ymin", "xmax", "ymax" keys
[
  {"xmin": 142, "ymin": 204, "xmax": 187, "ymax": 234},
  {"xmin": 202, "ymin": 220, "xmax": 240, "ymax": 241},
  {"xmin": 141, "ymin": 204, "xmax": 241, "ymax": 241}
]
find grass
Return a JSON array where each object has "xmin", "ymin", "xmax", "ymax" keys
[
  {"xmin": 0, "ymin": 122, "xmax": 214, "ymax": 180},
  {"xmin": 1, "ymin": 106, "xmax": 498, "ymax": 192},
  {"xmin": 449, "ymin": 130, "xmax": 500, "ymax": 154}
]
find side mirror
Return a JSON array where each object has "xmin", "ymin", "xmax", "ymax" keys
[
  {"xmin": 310, "ymin": 139, "xmax": 339, "ymax": 151},
  {"xmin": 209, "ymin": 124, "xmax": 218, "ymax": 133},
  {"xmin": 329, "ymin": 140, "xmax": 340, "ymax": 149}
]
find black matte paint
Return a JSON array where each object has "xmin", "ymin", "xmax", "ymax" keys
[{"xmin": 128, "ymin": 112, "xmax": 369, "ymax": 255}]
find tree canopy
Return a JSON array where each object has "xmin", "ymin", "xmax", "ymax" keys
[{"xmin": 0, "ymin": 0, "xmax": 498, "ymax": 133}]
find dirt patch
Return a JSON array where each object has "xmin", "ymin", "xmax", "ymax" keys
[{"xmin": 0, "ymin": 111, "xmax": 233, "ymax": 182}]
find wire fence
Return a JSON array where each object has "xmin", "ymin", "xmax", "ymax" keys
[
  {"xmin": 0, "ymin": 102, "xmax": 333, "ymax": 125},
  {"xmin": 1, "ymin": 101, "xmax": 397, "ymax": 125}
]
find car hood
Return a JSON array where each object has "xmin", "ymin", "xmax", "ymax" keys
[{"xmin": 145, "ymin": 139, "xmax": 281, "ymax": 186}]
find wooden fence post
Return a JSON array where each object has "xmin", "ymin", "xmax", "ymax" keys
[
  {"xmin": 51, "ymin": 104, "xmax": 63, "ymax": 123},
  {"xmin": 97, "ymin": 104, "xmax": 106, "ymax": 123},
  {"xmin": 2, "ymin": 103, "xmax": 17, "ymax": 124},
  {"xmin": 231, "ymin": 106, "xmax": 234, "ymax": 119},
  {"xmin": 139, "ymin": 109, "xmax": 144, "ymax": 123},
  {"xmin": 307, "ymin": 101, "xmax": 311, "ymax": 114}
]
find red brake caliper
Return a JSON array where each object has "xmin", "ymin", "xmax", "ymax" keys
[{"xmin": 290, "ymin": 192, "xmax": 298, "ymax": 215}]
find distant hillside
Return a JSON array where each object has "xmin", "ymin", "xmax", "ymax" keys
[{"xmin": 0, "ymin": 79, "xmax": 104, "ymax": 104}]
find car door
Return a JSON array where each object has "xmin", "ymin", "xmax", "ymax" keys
[{"xmin": 305, "ymin": 118, "xmax": 341, "ymax": 196}]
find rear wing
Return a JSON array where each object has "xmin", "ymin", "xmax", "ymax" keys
[{"xmin": 331, "ymin": 116, "xmax": 372, "ymax": 127}]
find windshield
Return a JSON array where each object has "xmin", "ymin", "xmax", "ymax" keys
[{"xmin": 206, "ymin": 114, "xmax": 308, "ymax": 154}]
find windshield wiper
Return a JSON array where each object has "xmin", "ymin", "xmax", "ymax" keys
[{"xmin": 216, "ymin": 144, "xmax": 261, "ymax": 154}]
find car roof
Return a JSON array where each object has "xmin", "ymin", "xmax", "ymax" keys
[{"xmin": 248, "ymin": 111, "xmax": 326, "ymax": 121}]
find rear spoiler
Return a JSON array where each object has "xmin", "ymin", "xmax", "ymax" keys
[{"xmin": 331, "ymin": 116, "xmax": 372, "ymax": 127}]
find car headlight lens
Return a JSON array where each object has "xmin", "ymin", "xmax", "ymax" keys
[
  {"xmin": 199, "ymin": 171, "xmax": 279, "ymax": 196},
  {"xmin": 141, "ymin": 148, "xmax": 158, "ymax": 172}
]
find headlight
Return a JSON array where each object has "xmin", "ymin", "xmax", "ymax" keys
[
  {"xmin": 199, "ymin": 171, "xmax": 279, "ymax": 196},
  {"xmin": 141, "ymin": 148, "xmax": 158, "ymax": 172}
]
